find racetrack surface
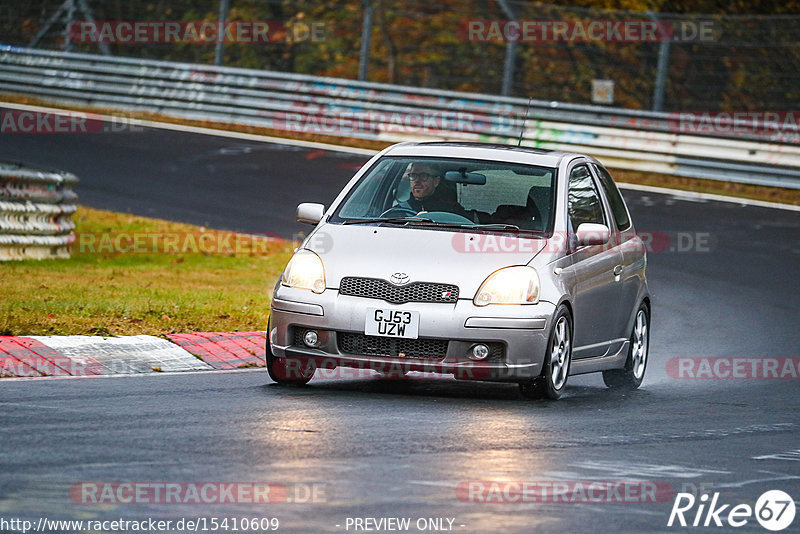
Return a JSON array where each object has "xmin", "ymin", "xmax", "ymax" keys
[{"xmin": 2, "ymin": 113, "xmax": 799, "ymax": 533}]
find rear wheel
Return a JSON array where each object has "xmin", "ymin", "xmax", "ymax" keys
[
  {"xmin": 519, "ymin": 305, "xmax": 572, "ymax": 400},
  {"xmin": 603, "ymin": 304, "xmax": 649, "ymax": 389}
]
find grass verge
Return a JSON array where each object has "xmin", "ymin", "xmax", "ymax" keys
[
  {"xmin": 3, "ymin": 94, "xmax": 798, "ymax": 206},
  {"xmin": 0, "ymin": 206, "xmax": 294, "ymax": 336}
]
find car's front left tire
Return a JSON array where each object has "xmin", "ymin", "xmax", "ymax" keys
[
  {"xmin": 266, "ymin": 322, "xmax": 315, "ymax": 386},
  {"xmin": 266, "ymin": 353, "xmax": 315, "ymax": 386}
]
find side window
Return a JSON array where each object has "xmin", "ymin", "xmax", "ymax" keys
[
  {"xmin": 594, "ymin": 164, "xmax": 631, "ymax": 231},
  {"xmin": 568, "ymin": 164, "xmax": 605, "ymax": 229}
]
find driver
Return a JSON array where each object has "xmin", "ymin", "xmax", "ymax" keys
[{"xmin": 398, "ymin": 162, "xmax": 466, "ymax": 215}]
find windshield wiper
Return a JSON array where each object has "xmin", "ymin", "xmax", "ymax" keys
[
  {"xmin": 342, "ymin": 218, "xmax": 543, "ymax": 233},
  {"xmin": 462, "ymin": 224, "xmax": 543, "ymax": 234},
  {"xmin": 342, "ymin": 216, "xmax": 436, "ymax": 225},
  {"xmin": 467, "ymin": 223, "xmax": 521, "ymax": 231}
]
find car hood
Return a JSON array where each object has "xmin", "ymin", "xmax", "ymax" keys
[{"xmin": 304, "ymin": 223, "xmax": 547, "ymax": 298}]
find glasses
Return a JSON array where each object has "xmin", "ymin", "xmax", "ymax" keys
[{"xmin": 407, "ymin": 172, "xmax": 437, "ymax": 182}]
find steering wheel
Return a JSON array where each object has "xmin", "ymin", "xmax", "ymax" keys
[{"xmin": 379, "ymin": 206, "xmax": 419, "ymax": 218}]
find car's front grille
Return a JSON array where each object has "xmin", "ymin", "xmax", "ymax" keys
[
  {"xmin": 339, "ymin": 277, "xmax": 458, "ymax": 304},
  {"xmin": 337, "ymin": 332, "xmax": 448, "ymax": 360}
]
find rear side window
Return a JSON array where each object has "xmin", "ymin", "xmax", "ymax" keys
[
  {"xmin": 568, "ymin": 164, "xmax": 605, "ymax": 228},
  {"xmin": 594, "ymin": 164, "xmax": 631, "ymax": 231}
]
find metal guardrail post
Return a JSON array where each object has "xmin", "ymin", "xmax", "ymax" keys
[
  {"xmin": 0, "ymin": 162, "xmax": 79, "ymax": 261},
  {"xmin": 215, "ymin": 0, "xmax": 231, "ymax": 67},
  {"xmin": 650, "ymin": 11, "xmax": 671, "ymax": 112},
  {"xmin": 497, "ymin": 0, "xmax": 517, "ymax": 97},
  {"xmin": 63, "ymin": 0, "xmax": 76, "ymax": 53},
  {"xmin": 358, "ymin": 0, "xmax": 374, "ymax": 82}
]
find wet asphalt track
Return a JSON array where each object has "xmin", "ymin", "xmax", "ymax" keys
[{"xmin": 1, "ymin": 115, "xmax": 799, "ymax": 533}]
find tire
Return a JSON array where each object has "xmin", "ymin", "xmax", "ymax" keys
[
  {"xmin": 266, "ymin": 323, "xmax": 314, "ymax": 386},
  {"xmin": 603, "ymin": 303, "xmax": 649, "ymax": 389},
  {"xmin": 519, "ymin": 305, "xmax": 572, "ymax": 400}
]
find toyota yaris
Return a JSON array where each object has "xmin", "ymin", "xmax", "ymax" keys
[{"xmin": 268, "ymin": 142, "xmax": 650, "ymax": 399}]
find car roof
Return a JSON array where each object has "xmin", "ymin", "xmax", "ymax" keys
[{"xmin": 382, "ymin": 141, "xmax": 580, "ymax": 167}]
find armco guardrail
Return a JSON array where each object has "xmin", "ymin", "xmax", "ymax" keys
[
  {"xmin": 0, "ymin": 162, "xmax": 78, "ymax": 261},
  {"xmin": 1, "ymin": 46, "xmax": 799, "ymax": 189}
]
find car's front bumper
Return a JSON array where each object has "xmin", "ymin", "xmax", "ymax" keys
[{"xmin": 269, "ymin": 286, "xmax": 556, "ymax": 382}]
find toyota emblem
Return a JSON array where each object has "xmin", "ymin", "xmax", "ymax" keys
[{"xmin": 390, "ymin": 272, "xmax": 409, "ymax": 285}]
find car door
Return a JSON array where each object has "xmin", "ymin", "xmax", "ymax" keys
[
  {"xmin": 591, "ymin": 163, "xmax": 644, "ymax": 342},
  {"xmin": 565, "ymin": 162, "xmax": 625, "ymax": 359}
]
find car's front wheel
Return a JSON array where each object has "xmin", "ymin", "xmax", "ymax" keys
[
  {"xmin": 266, "ymin": 353, "xmax": 315, "ymax": 386},
  {"xmin": 519, "ymin": 305, "xmax": 572, "ymax": 400},
  {"xmin": 603, "ymin": 303, "xmax": 649, "ymax": 389},
  {"xmin": 266, "ymin": 323, "xmax": 315, "ymax": 386}
]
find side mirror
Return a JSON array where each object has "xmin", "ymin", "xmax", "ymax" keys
[
  {"xmin": 576, "ymin": 223, "xmax": 610, "ymax": 246},
  {"xmin": 296, "ymin": 203, "xmax": 325, "ymax": 225}
]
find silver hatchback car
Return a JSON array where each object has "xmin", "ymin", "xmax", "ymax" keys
[{"xmin": 268, "ymin": 142, "xmax": 650, "ymax": 399}]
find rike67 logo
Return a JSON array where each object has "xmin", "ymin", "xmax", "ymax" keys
[{"xmin": 668, "ymin": 490, "xmax": 795, "ymax": 531}]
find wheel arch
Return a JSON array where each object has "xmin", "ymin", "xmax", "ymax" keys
[{"xmin": 555, "ymin": 298, "xmax": 574, "ymax": 332}]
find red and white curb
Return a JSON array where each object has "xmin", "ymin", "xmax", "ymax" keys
[{"xmin": 0, "ymin": 332, "xmax": 266, "ymax": 378}]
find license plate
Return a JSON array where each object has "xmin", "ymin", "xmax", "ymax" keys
[{"xmin": 364, "ymin": 308, "xmax": 420, "ymax": 339}]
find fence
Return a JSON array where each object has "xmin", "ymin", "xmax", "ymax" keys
[
  {"xmin": 0, "ymin": 161, "xmax": 78, "ymax": 261},
  {"xmin": 1, "ymin": 47, "xmax": 799, "ymax": 189},
  {"xmin": 3, "ymin": 0, "xmax": 800, "ymax": 112}
]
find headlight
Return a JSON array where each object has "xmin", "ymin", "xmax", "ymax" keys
[
  {"xmin": 281, "ymin": 249, "xmax": 326, "ymax": 294},
  {"xmin": 474, "ymin": 266, "xmax": 540, "ymax": 306}
]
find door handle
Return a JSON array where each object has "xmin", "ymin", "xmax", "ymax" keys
[{"xmin": 613, "ymin": 265, "xmax": 623, "ymax": 276}]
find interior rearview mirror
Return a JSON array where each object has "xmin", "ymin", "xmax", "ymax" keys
[{"xmin": 444, "ymin": 170, "xmax": 486, "ymax": 184}]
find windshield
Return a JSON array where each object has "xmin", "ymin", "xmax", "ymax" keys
[{"xmin": 330, "ymin": 156, "xmax": 556, "ymax": 233}]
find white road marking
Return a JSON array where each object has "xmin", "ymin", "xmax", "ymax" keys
[
  {"xmin": 0, "ymin": 402, "xmax": 86, "ymax": 411},
  {"xmin": 618, "ymin": 182, "xmax": 800, "ymax": 212},
  {"xmin": 705, "ymin": 471, "xmax": 800, "ymax": 488},
  {"xmin": 566, "ymin": 460, "xmax": 730, "ymax": 479},
  {"xmin": 753, "ymin": 450, "xmax": 800, "ymax": 461}
]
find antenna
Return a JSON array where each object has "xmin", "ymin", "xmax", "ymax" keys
[{"xmin": 517, "ymin": 97, "xmax": 533, "ymax": 147}]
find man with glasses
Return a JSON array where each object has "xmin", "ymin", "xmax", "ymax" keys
[{"xmin": 399, "ymin": 162, "xmax": 466, "ymax": 215}]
